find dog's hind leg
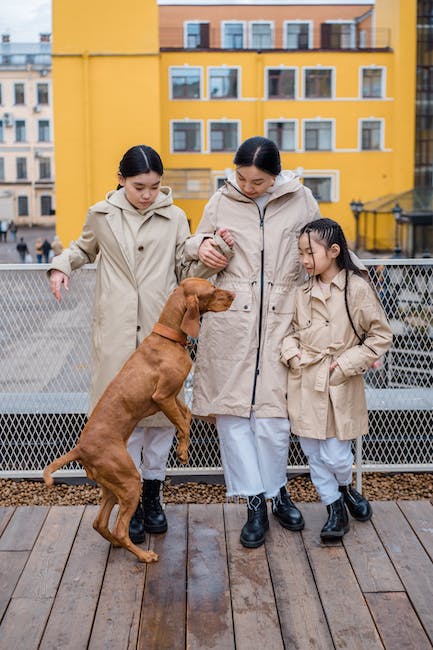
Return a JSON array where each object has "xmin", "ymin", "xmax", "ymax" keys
[{"xmin": 93, "ymin": 486, "xmax": 121, "ymax": 547}]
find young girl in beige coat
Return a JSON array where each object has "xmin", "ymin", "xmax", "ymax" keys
[{"xmin": 281, "ymin": 218, "xmax": 393, "ymax": 540}]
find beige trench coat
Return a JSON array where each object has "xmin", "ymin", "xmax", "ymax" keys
[
  {"xmin": 184, "ymin": 172, "xmax": 320, "ymax": 418},
  {"xmin": 50, "ymin": 187, "xmax": 194, "ymax": 426},
  {"xmin": 280, "ymin": 270, "xmax": 393, "ymax": 440}
]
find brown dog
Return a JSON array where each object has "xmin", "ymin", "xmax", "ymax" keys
[{"xmin": 43, "ymin": 278, "xmax": 234, "ymax": 563}]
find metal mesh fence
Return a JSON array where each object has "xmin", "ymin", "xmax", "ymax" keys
[{"xmin": 0, "ymin": 260, "xmax": 432, "ymax": 483}]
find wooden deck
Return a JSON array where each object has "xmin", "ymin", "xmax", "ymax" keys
[{"xmin": 1, "ymin": 500, "xmax": 433, "ymax": 649}]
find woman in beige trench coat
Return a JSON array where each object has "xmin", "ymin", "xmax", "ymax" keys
[
  {"xmin": 184, "ymin": 137, "xmax": 321, "ymax": 548},
  {"xmin": 281, "ymin": 218, "xmax": 393, "ymax": 540},
  {"xmin": 48, "ymin": 145, "xmax": 226, "ymax": 544}
]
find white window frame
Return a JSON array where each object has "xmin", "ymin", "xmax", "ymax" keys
[
  {"xmin": 359, "ymin": 118, "xmax": 385, "ymax": 151},
  {"xmin": 302, "ymin": 118, "xmax": 335, "ymax": 151},
  {"xmin": 249, "ymin": 21, "xmax": 274, "ymax": 49},
  {"xmin": 283, "ymin": 20, "xmax": 313, "ymax": 50},
  {"xmin": 303, "ymin": 66, "xmax": 335, "ymax": 100},
  {"xmin": 265, "ymin": 66, "xmax": 298, "ymax": 100},
  {"xmin": 265, "ymin": 119, "xmax": 298, "ymax": 151},
  {"xmin": 208, "ymin": 66, "xmax": 241, "ymax": 100},
  {"xmin": 170, "ymin": 119, "xmax": 204, "ymax": 154},
  {"xmin": 208, "ymin": 120, "xmax": 240, "ymax": 153},
  {"xmin": 359, "ymin": 66, "xmax": 386, "ymax": 99},
  {"xmin": 302, "ymin": 170, "xmax": 339, "ymax": 202},
  {"xmin": 183, "ymin": 21, "xmax": 209, "ymax": 49},
  {"xmin": 221, "ymin": 20, "xmax": 246, "ymax": 49},
  {"xmin": 169, "ymin": 66, "xmax": 203, "ymax": 100}
]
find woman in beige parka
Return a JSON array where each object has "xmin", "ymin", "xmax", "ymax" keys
[
  {"xmin": 281, "ymin": 218, "xmax": 393, "ymax": 541},
  {"xmin": 184, "ymin": 137, "xmax": 321, "ymax": 548},
  {"xmin": 48, "ymin": 145, "xmax": 226, "ymax": 545}
]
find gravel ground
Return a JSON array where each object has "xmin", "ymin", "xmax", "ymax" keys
[{"xmin": 1, "ymin": 472, "xmax": 432, "ymax": 507}]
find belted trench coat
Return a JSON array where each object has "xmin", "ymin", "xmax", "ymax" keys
[
  {"xmin": 280, "ymin": 270, "xmax": 393, "ymax": 440},
  {"xmin": 50, "ymin": 187, "xmax": 194, "ymax": 426},
  {"xmin": 184, "ymin": 172, "xmax": 320, "ymax": 419}
]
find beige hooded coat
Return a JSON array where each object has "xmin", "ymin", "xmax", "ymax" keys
[
  {"xmin": 184, "ymin": 172, "xmax": 320, "ymax": 419},
  {"xmin": 280, "ymin": 270, "xmax": 393, "ymax": 440},
  {"xmin": 50, "ymin": 187, "xmax": 194, "ymax": 426}
]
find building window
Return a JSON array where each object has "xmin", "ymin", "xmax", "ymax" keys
[
  {"xmin": 0, "ymin": 83, "xmax": 2, "ymax": 104},
  {"xmin": 37, "ymin": 82, "xmax": 49, "ymax": 104},
  {"xmin": 284, "ymin": 22, "xmax": 310, "ymax": 49},
  {"xmin": 304, "ymin": 121, "xmax": 332, "ymax": 150},
  {"xmin": 304, "ymin": 69, "xmax": 333, "ymax": 99},
  {"xmin": 185, "ymin": 22, "xmax": 209, "ymax": 49},
  {"xmin": 223, "ymin": 22, "xmax": 244, "ymax": 49},
  {"xmin": 39, "ymin": 158, "xmax": 51, "ymax": 179},
  {"xmin": 0, "ymin": 120, "xmax": 3, "ymax": 142},
  {"xmin": 321, "ymin": 22, "xmax": 355, "ymax": 49},
  {"xmin": 171, "ymin": 67, "xmax": 201, "ymax": 99},
  {"xmin": 18, "ymin": 196, "xmax": 29, "ymax": 216},
  {"xmin": 16, "ymin": 157, "xmax": 27, "ymax": 179},
  {"xmin": 38, "ymin": 120, "xmax": 50, "ymax": 142},
  {"xmin": 210, "ymin": 122, "xmax": 238, "ymax": 151},
  {"xmin": 14, "ymin": 83, "xmax": 25, "ymax": 104},
  {"xmin": 250, "ymin": 22, "xmax": 273, "ymax": 49},
  {"xmin": 303, "ymin": 177, "xmax": 332, "ymax": 202},
  {"xmin": 362, "ymin": 68, "xmax": 383, "ymax": 98},
  {"xmin": 209, "ymin": 68, "xmax": 238, "ymax": 98},
  {"xmin": 41, "ymin": 195, "xmax": 52, "ymax": 215},
  {"xmin": 15, "ymin": 120, "xmax": 26, "ymax": 142},
  {"xmin": 267, "ymin": 68, "xmax": 295, "ymax": 99},
  {"xmin": 172, "ymin": 122, "xmax": 201, "ymax": 152},
  {"xmin": 0, "ymin": 157, "xmax": 4, "ymax": 180},
  {"xmin": 361, "ymin": 120, "xmax": 382, "ymax": 150},
  {"xmin": 267, "ymin": 121, "xmax": 296, "ymax": 151}
]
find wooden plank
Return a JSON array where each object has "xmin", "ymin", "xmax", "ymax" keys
[
  {"xmin": 138, "ymin": 504, "xmax": 188, "ymax": 650},
  {"xmin": 0, "ymin": 507, "xmax": 15, "ymax": 538},
  {"xmin": 0, "ymin": 506, "xmax": 49, "ymax": 551},
  {"xmin": 266, "ymin": 515, "xmax": 333, "ymax": 649},
  {"xmin": 0, "ymin": 596, "xmax": 53, "ymax": 650},
  {"xmin": 372, "ymin": 500, "xmax": 433, "ymax": 644},
  {"xmin": 398, "ymin": 500, "xmax": 433, "ymax": 562},
  {"xmin": 366, "ymin": 592, "xmax": 432, "ymax": 650},
  {"xmin": 187, "ymin": 504, "xmax": 233, "ymax": 650},
  {"xmin": 13, "ymin": 506, "xmax": 84, "ymax": 598},
  {"xmin": 224, "ymin": 503, "xmax": 284, "ymax": 650},
  {"xmin": 0, "ymin": 550, "xmax": 28, "ymax": 620},
  {"xmin": 343, "ymin": 518, "xmax": 403, "ymax": 593},
  {"xmin": 39, "ymin": 506, "xmax": 111, "ymax": 650},
  {"xmin": 302, "ymin": 503, "xmax": 384, "ymax": 650}
]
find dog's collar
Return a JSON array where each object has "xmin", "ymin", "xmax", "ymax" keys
[{"xmin": 152, "ymin": 323, "xmax": 187, "ymax": 348}]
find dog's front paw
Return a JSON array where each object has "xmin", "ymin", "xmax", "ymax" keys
[
  {"xmin": 140, "ymin": 550, "xmax": 159, "ymax": 564},
  {"xmin": 176, "ymin": 447, "xmax": 188, "ymax": 464}
]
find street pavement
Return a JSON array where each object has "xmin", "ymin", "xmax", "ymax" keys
[{"xmin": 0, "ymin": 225, "xmax": 56, "ymax": 264}]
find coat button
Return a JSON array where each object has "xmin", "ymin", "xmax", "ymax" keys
[
  {"xmin": 137, "ymin": 325, "xmax": 141, "ymax": 331},
  {"xmin": 138, "ymin": 246, "xmax": 144, "ymax": 251},
  {"xmin": 243, "ymin": 305, "xmax": 248, "ymax": 310},
  {"xmin": 272, "ymin": 306, "xmax": 275, "ymax": 311}
]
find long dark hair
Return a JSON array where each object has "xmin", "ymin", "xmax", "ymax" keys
[
  {"xmin": 117, "ymin": 145, "xmax": 163, "ymax": 189},
  {"xmin": 300, "ymin": 218, "xmax": 370, "ymax": 347},
  {"xmin": 233, "ymin": 136, "xmax": 281, "ymax": 176}
]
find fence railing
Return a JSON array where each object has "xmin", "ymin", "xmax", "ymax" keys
[{"xmin": 0, "ymin": 260, "xmax": 432, "ymax": 489}]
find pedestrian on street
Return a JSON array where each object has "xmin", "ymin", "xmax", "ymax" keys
[
  {"xmin": 35, "ymin": 237, "xmax": 43, "ymax": 263},
  {"xmin": 16, "ymin": 237, "xmax": 29, "ymax": 262},
  {"xmin": 0, "ymin": 219, "xmax": 9, "ymax": 242},
  {"xmin": 41, "ymin": 238, "xmax": 52, "ymax": 263}
]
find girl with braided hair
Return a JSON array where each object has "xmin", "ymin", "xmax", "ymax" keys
[{"xmin": 281, "ymin": 218, "xmax": 392, "ymax": 540}]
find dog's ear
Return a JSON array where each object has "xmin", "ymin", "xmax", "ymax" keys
[{"xmin": 180, "ymin": 295, "xmax": 200, "ymax": 338}]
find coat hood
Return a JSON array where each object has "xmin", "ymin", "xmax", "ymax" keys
[
  {"xmin": 225, "ymin": 169, "xmax": 303, "ymax": 203},
  {"xmin": 105, "ymin": 186, "xmax": 174, "ymax": 217}
]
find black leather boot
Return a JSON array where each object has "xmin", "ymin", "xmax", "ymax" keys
[
  {"xmin": 142, "ymin": 479, "xmax": 168, "ymax": 534},
  {"xmin": 271, "ymin": 486, "xmax": 305, "ymax": 531},
  {"xmin": 320, "ymin": 495, "xmax": 350, "ymax": 541},
  {"xmin": 129, "ymin": 500, "xmax": 146, "ymax": 544},
  {"xmin": 240, "ymin": 494, "xmax": 269, "ymax": 548},
  {"xmin": 339, "ymin": 484, "xmax": 373, "ymax": 521}
]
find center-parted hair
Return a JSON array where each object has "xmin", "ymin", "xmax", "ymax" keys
[
  {"xmin": 118, "ymin": 145, "xmax": 164, "ymax": 179},
  {"xmin": 299, "ymin": 217, "xmax": 374, "ymax": 348},
  {"xmin": 233, "ymin": 136, "xmax": 281, "ymax": 176}
]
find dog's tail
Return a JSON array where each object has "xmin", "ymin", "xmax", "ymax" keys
[{"xmin": 43, "ymin": 448, "xmax": 80, "ymax": 487}]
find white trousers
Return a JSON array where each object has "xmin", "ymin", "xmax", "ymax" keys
[
  {"xmin": 216, "ymin": 413, "xmax": 290, "ymax": 498},
  {"xmin": 299, "ymin": 437, "xmax": 353, "ymax": 506},
  {"xmin": 127, "ymin": 425, "xmax": 175, "ymax": 481}
]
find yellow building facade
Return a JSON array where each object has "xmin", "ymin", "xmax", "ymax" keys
[{"xmin": 53, "ymin": 0, "xmax": 416, "ymax": 251}]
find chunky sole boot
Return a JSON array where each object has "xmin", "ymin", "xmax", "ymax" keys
[
  {"xmin": 240, "ymin": 494, "xmax": 269, "ymax": 548},
  {"xmin": 129, "ymin": 502, "xmax": 146, "ymax": 544},
  {"xmin": 339, "ymin": 484, "xmax": 373, "ymax": 522},
  {"xmin": 272, "ymin": 486, "xmax": 305, "ymax": 531},
  {"xmin": 142, "ymin": 479, "xmax": 168, "ymax": 534},
  {"xmin": 320, "ymin": 495, "xmax": 350, "ymax": 541}
]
